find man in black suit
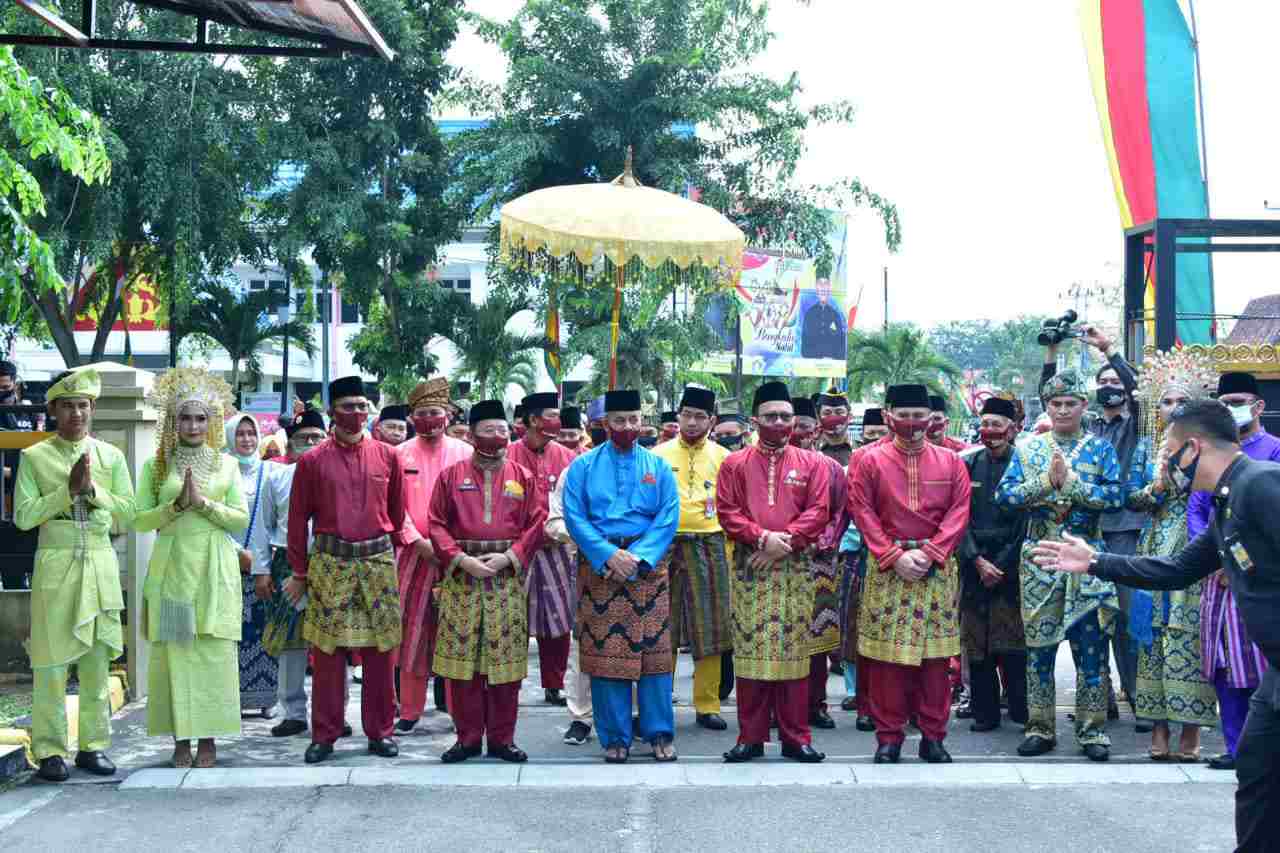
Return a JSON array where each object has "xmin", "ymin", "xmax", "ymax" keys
[{"xmin": 1033, "ymin": 399, "xmax": 1280, "ymax": 853}]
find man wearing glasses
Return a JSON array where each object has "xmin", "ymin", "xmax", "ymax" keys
[
  {"xmin": 284, "ymin": 376, "xmax": 406, "ymax": 764},
  {"xmin": 718, "ymin": 381, "xmax": 832, "ymax": 763}
]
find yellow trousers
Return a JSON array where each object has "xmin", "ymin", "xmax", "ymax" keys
[
  {"xmin": 32, "ymin": 641, "xmax": 112, "ymax": 761},
  {"xmin": 674, "ymin": 653, "xmax": 722, "ymax": 714}
]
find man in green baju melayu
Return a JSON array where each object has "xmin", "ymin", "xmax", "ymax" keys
[{"xmin": 15, "ymin": 368, "xmax": 136, "ymax": 782}]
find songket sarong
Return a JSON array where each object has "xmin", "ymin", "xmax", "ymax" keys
[
  {"xmin": 239, "ymin": 573, "xmax": 278, "ymax": 710},
  {"xmin": 731, "ymin": 547, "xmax": 813, "ymax": 682},
  {"xmin": 858, "ymin": 549, "xmax": 960, "ymax": 667},
  {"xmin": 960, "ymin": 595, "xmax": 1025, "ymax": 662},
  {"xmin": 839, "ymin": 550, "xmax": 864, "ymax": 662},
  {"xmin": 578, "ymin": 558, "xmax": 673, "ymax": 681},
  {"xmin": 808, "ymin": 547, "xmax": 842, "ymax": 656},
  {"xmin": 148, "ymin": 636, "xmax": 240, "ymax": 739},
  {"xmin": 433, "ymin": 539, "xmax": 529, "ymax": 686},
  {"xmin": 662, "ymin": 532, "xmax": 732, "ymax": 659},
  {"xmin": 1135, "ymin": 580, "xmax": 1217, "ymax": 726},
  {"xmin": 526, "ymin": 543, "xmax": 578, "ymax": 639},
  {"xmin": 261, "ymin": 548, "xmax": 307, "ymax": 658},
  {"xmin": 397, "ymin": 547, "xmax": 441, "ymax": 679},
  {"xmin": 303, "ymin": 536, "xmax": 402, "ymax": 654}
]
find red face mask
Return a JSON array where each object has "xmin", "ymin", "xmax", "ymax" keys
[
  {"xmin": 413, "ymin": 413, "xmax": 448, "ymax": 437},
  {"xmin": 537, "ymin": 417, "xmax": 562, "ymax": 438},
  {"xmin": 473, "ymin": 433, "xmax": 509, "ymax": 457},
  {"xmin": 926, "ymin": 418, "xmax": 947, "ymax": 439},
  {"xmin": 513, "ymin": 424, "xmax": 527, "ymax": 440},
  {"xmin": 790, "ymin": 425, "xmax": 816, "ymax": 448},
  {"xmin": 333, "ymin": 410, "xmax": 368, "ymax": 435},
  {"xmin": 661, "ymin": 424, "xmax": 680, "ymax": 440},
  {"xmin": 888, "ymin": 414, "xmax": 928, "ymax": 442},
  {"xmin": 978, "ymin": 427, "xmax": 1010, "ymax": 450},
  {"xmin": 819, "ymin": 414, "xmax": 848, "ymax": 434},
  {"xmin": 757, "ymin": 422, "xmax": 794, "ymax": 448},
  {"xmin": 610, "ymin": 428, "xmax": 640, "ymax": 451}
]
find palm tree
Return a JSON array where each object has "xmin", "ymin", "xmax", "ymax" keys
[
  {"xmin": 846, "ymin": 324, "xmax": 960, "ymax": 401},
  {"xmin": 177, "ymin": 280, "xmax": 314, "ymax": 392},
  {"xmin": 446, "ymin": 288, "xmax": 547, "ymax": 400}
]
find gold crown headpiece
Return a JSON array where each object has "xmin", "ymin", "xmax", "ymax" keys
[
  {"xmin": 147, "ymin": 368, "xmax": 235, "ymax": 450},
  {"xmin": 1137, "ymin": 347, "xmax": 1218, "ymax": 439}
]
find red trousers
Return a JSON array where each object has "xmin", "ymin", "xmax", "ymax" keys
[
  {"xmin": 808, "ymin": 654, "xmax": 829, "ymax": 713},
  {"xmin": 856, "ymin": 655, "xmax": 872, "ymax": 716},
  {"xmin": 449, "ymin": 674, "xmax": 520, "ymax": 748},
  {"xmin": 864, "ymin": 657, "xmax": 952, "ymax": 746},
  {"xmin": 312, "ymin": 646, "xmax": 395, "ymax": 744},
  {"xmin": 536, "ymin": 634, "xmax": 571, "ymax": 690},
  {"xmin": 735, "ymin": 677, "xmax": 810, "ymax": 747}
]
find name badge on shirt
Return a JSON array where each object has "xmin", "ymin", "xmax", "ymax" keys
[
  {"xmin": 971, "ymin": 481, "xmax": 982, "ymax": 489},
  {"xmin": 458, "ymin": 477, "xmax": 479, "ymax": 492},
  {"xmin": 504, "ymin": 480, "xmax": 525, "ymax": 500},
  {"xmin": 782, "ymin": 469, "xmax": 807, "ymax": 488},
  {"xmin": 1227, "ymin": 536, "xmax": 1255, "ymax": 573},
  {"xmin": 642, "ymin": 473, "xmax": 657, "ymax": 485}
]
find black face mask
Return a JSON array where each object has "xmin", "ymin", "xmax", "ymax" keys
[
  {"xmin": 589, "ymin": 427, "xmax": 608, "ymax": 447},
  {"xmin": 1096, "ymin": 387, "xmax": 1126, "ymax": 408},
  {"xmin": 637, "ymin": 436, "xmax": 658, "ymax": 448},
  {"xmin": 1166, "ymin": 440, "xmax": 1200, "ymax": 496},
  {"xmin": 716, "ymin": 434, "xmax": 744, "ymax": 450}
]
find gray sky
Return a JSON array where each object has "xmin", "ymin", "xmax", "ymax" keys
[{"xmin": 449, "ymin": 1, "xmax": 1280, "ymax": 331}]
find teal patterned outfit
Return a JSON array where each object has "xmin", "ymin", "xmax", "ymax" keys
[
  {"xmin": 1125, "ymin": 437, "xmax": 1217, "ymax": 727},
  {"xmin": 996, "ymin": 430, "xmax": 1121, "ymax": 747}
]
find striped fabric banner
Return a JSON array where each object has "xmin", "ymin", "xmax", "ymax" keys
[{"xmin": 1080, "ymin": 0, "xmax": 1213, "ymax": 344}]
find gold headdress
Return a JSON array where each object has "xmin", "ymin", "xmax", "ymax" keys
[
  {"xmin": 1137, "ymin": 347, "xmax": 1218, "ymax": 440},
  {"xmin": 146, "ymin": 368, "xmax": 235, "ymax": 498}
]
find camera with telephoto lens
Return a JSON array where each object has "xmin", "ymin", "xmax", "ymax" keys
[{"xmin": 1037, "ymin": 310, "xmax": 1083, "ymax": 347}]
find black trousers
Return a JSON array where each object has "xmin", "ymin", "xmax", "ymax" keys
[
  {"xmin": 969, "ymin": 653, "xmax": 1027, "ymax": 727},
  {"xmin": 1102, "ymin": 530, "xmax": 1141, "ymax": 709},
  {"xmin": 1235, "ymin": 666, "xmax": 1280, "ymax": 852}
]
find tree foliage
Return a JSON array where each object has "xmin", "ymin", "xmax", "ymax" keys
[
  {"xmin": 928, "ymin": 314, "xmax": 1054, "ymax": 398},
  {"xmin": 9, "ymin": 3, "xmax": 286, "ymax": 366},
  {"xmin": 846, "ymin": 324, "xmax": 960, "ymax": 401},
  {"xmin": 175, "ymin": 279, "xmax": 314, "ymax": 392},
  {"xmin": 444, "ymin": 286, "xmax": 546, "ymax": 400},
  {"xmin": 0, "ymin": 45, "xmax": 110, "ymax": 329},
  {"xmin": 256, "ymin": 0, "xmax": 467, "ymax": 387}
]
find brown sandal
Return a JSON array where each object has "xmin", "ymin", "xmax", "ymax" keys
[
  {"xmin": 172, "ymin": 743, "xmax": 193, "ymax": 769},
  {"xmin": 195, "ymin": 739, "xmax": 216, "ymax": 769}
]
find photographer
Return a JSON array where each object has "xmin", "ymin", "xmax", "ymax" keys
[{"xmin": 1042, "ymin": 324, "xmax": 1145, "ymax": 725}]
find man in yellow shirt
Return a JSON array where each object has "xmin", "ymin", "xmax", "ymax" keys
[{"xmin": 654, "ymin": 386, "xmax": 733, "ymax": 730}]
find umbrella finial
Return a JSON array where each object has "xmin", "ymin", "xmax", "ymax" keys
[{"xmin": 611, "ymin": 145, "xmax": 642, "ymax": 188}]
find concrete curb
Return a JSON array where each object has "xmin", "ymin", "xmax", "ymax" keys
[{"xmin": 117, "ymin": 761, "xmax": 1236, "ymax": 791}]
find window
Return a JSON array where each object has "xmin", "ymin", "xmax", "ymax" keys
[
  {"xmin": 439, "ymin": 277, "xmax": 471, "ymax": 293},
  {"xmin": 249, "ymin": 278, "xmax": 266, "ymax": 292}
]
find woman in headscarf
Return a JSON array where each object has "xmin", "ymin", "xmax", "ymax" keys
[
  {"xmin": 136, "ymin": 369, "xmax": 248, "ymax": 769},
  {"xmin": 226, "ymin": 412, "xmax": 280, "ymax": 718},
  {"xmin": 1124, "ymin": 348, "xmax": 1218, "ymax": 762}
]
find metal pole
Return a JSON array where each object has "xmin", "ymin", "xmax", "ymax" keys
[
  {"xmin": 733, "ymin": 309, "xmax": 743, "ymax": 410},
  {"xmin": 882, "ymin": 266, "xmax": 888, "ymax": 333},
  {"xmin": 320, "ymin": 270, "xmax": 330, "ymax": 409},
  {"xmin": 280, "ymin": 271, "xmax": 290, "ymax": 416}
]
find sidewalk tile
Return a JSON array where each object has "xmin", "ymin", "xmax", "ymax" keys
[
  {"xmin": 180, "ymin": 767, "xmax": 349, "ymax": 789},
  {"xmin": 853, "ymin": 762, "xmax": 1023, "ymax": 786},
  {"xmin": 517, "ymin": 762, "xmax": 687, "ymax": 787},
  {"xmin": 1018, "ymin": 763, "xmax": 1190, "ymax": 785},
  {"xmin": 682, "ymin": 762, "xmax": 855, "ymax": 786},
  {"xmin": 1179, "ymin": 764, "xmax": 1239, "ymax": 784},
  {"xmin": 118, "ymin": 769, "xmax": 189, "ymax": 790},
  {"xmin": 350, "ymin": 764, "xmax": 520, "ymax": 787}
]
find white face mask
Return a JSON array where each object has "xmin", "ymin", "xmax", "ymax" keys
[{"xmin": 1229, "ymin": 404, "xmax": 1255, "ymax": 429}]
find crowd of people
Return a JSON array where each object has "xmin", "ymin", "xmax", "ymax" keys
[{"xmin": 13, "ymin": 327, "xmax": 1280, "ymax": 849}]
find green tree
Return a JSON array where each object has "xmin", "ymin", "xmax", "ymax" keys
[
  {"xmin": 846, "ymin": 324, "xmax": 960, "ymax": 401},
  {"xmin": 175, "ymin": 280, "xmax": 314, "ymax": 392},
  {"xmin": 257, "ymin": 0, "xmax": 467, "ymax": 386},
  {"xmin": 451, "ymin": 0, "xmax": 901, "ymax": 321},
  {"xmin": 446, "ymin": 286, "xmax": 546, "ymax": 400},
  {"xmin": 8, "ymin": 4, "xmax": 288, "ymax": 366},
  {"xmin": 929, "ymin": 319, "xmax": 997, "ymax": 372},
  {"xmin": 987, "ymin": 314, "xmax": 1056, "ymax": 397},
  {"xmin": 0, "ymin": 46, "xmax": 110, "ymax": 338}
]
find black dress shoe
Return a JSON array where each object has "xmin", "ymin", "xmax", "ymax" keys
[
  {"xmin": 1017, "ymin": 735, "xmax": 1056, "ymax": 757},
  {"xmin": 74, "ymin": 751, "xmax": 116, "ymax": 776},
  {"xmin": 969, "ymin": 719, "xmax": 1001, "ymax": 733},
  {"xmin": 260, "ymin": 706, "xmax": 277, "ymax": 720},
  {"xmin": 367, "ymin": 737, "xmax": 399, "ymax": 758},
  {"xmin": 953, "ymin": 703, "xmax": 974, "ymax": 719},
  {"xmin": 855, "ymin": 715, "xmax": 876, "ymax": 732},
  {"xmin": 544, "ymin": 688, "xmax": 567, "ymax": 706},
  {"xmin": 873, "ymin": 743, "xmax": 901, "ymax": 764},
  {"xmin": 781, "ymin": 743, "xmax": 826, "ymax": 763},
  {"xmin": 341, "ymin": 724, "xmax": 353, "ymax": 738},
  {"xmin": 1082, "ymin": 743, "xmax": 1110, "ymax": 762},
  {"xmin": 487, "ymin": 744, "xmax": 528, "ymax": 763},
  {"xmin": 829, "ymin": 661, "xmax": 844, "ymax": 676},
  {"xmin": 395, "ymin": 718, "xmax": 419, "ymax": 734},
  {"xmin": 272, "ymin": 719, "xmax": 308, "ymax": 738},
  {"xmin": 37, "ymin": 755, "xmax": 69, "ymax": 782},
  {"xmin": 722, "ymin": 743, "xmax": 764, "ymax": 763},
  {"xmin": 696, "ymin": 713, "xmax": 728, "ymax": 731},
  {"xmin": 441, "ymin": 741, "xmax": 483, "ymax": 764},
  {"xmin": 919, "ymin": 739, "xmax": 953, "ymax": 764},
  {"xmin": 1134, "ymin": 720, "xmax": 1153, "ymax": 734},
  {"xmin": 840, "ymin": 696, "xmax": 858, "ymax": 712},
  {"xmin": 1208, "ymin": 753, "xmax": 1236, "ymax": 771},
  {"xmin": 810, "ymin": 709, "xmax": 836, "ymax": 729},
  {"xmin": 1107, "ymin": 704, "xmax": 1120, "ymax": 721},
  {"xmin": 304, "ymin": 742, "xmax": 334, "ymax": 764}
]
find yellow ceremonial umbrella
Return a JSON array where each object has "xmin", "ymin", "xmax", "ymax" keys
[{"xmin": 499, "ymin": 147, "xmax": 746, "ymax": 389}]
